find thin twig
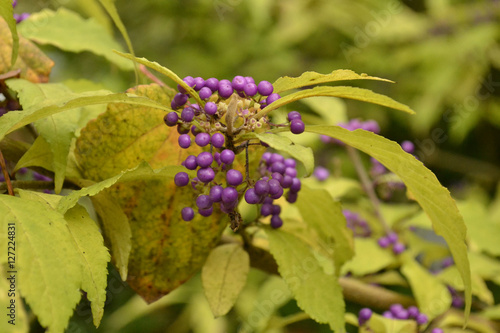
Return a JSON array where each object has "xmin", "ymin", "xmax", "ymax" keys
[
  {"xmin": 0, "ymin": 149, "xmax": 14, "ymax": 196},
  {"xmin": 139, "ymin": 64, "xmax": 166, "ymax": 86},
  {"xmin": 345, "ymin": 145, "xmax": 390, "ymax": 234}
]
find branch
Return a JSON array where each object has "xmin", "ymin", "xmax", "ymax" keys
[{"xmin": 0, "ymin": 149, "xmax": 14, "ymax": 196}]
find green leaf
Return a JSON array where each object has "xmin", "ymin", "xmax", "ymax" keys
[
  {"xmin": 272, "ymin": 69, "xmax": 393, "ymax": 94},
  {"xmin": 0, "ymin": 194, "xmax": 82, "ymax": 333},
  {"xmin": 253, "ymin": 132, "xmax": 314, "ymax": 176},
  {"xmin": 305, "ymin": 125, "xmax": 472, "ymax": 320},
  {"xmin": 201, "ymin": 244, "xmax": 250, "ymax": 317},
  {"xmin": 17, "ymin": 8, "xmax": 133, "ymax": 70},
  {"xmin": 468, "ymin": 252, "xmax": 500, "ymax": 286},
  {"xmin": 437, "ymin": 267, "xmax": 494, "ymax": 305},
  {"xmin": 1, "ymin": 80, "xmax": 171, "ymax": 142},
  {"xmin": 481, "ymin": 304, "xmax": 500, "ymax": 320},
  {"xmin": 14, "ymin": 135, "xmax": 53, "ymax": 172},
  {"xmin": 254, "ymin": 86, "xmax": 414, "ymax": 119},
  {"xmin": 360, "ymin": 313, "xmax": 417, "ymax": 333},
  {"xmin": 341, "ymin": 238, "xmax": 395, "ymax": 276},
  {"xmin": 0, "ymin": 18, "xmax": 53, "ymax": 82},
  {"xmin": 113, "ymin": 50, "xmax": 204, "ymax": 106},
  {"xmin": 0, "ymin": 4, "xmax": 18, "ymax": 67},
  {"xmin": 65, "ymin": 204, "xmax": 110, "ymax": 327},
  {"xmin": 90, "ymin": 193, "xmax": 131, "ymax": 281},
  {"xmin": 265, "ymin": 228, "xmax": 345, "ymax": 332},
  {"xmin": 296, "ymin": 185, "xmax": 354, "ymax": 273},
  {"xmin": 401, "ymin": 256, "xmax": 451, "ymax": 320}
]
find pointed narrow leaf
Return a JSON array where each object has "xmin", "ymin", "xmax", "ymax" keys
[
  {"xmin": 265, "ymin": 228, "xmax": 345, "ymax": 332},
  {"xmin": 0, "ymin": 3, "xmax": 18, "ymax": 67},
  {"xmin": 273, "ymin": 69, "xmax": 393, "ymax": 94},
  {"xmin": 306, "ymin": 125, "xmax": 471, "ymax": 320},
  {"xmin": 254, "ymin": 86, "xmax": 414, "ymax": 119},
  {"xmin": 0, "ymin": 194, "xmax": 82, "ymax": 333},
  {"xmin": 202, "ymin": 244, "xmax": 250, "ymax": 317},
  {"xmin": 254, "ymin": 132, "xmax": 314, "ymax": 175},
  {"xmin": 114, "ymin": 50, "xmax": 204, "ymax": 106},
  {"xmin": 18, "ymin": 8, "xmax": 133, "ymax": 70},
  {"xmin": 296, "ymin": 185, "xmax": 354, "ymax": 273},
  {"xmin": 65, "ymin": 205, "xmax": 110, "ymax": 327},
  {"xmin": 401, "ymin": 256, "xmax": 451, "ymax": 320}
]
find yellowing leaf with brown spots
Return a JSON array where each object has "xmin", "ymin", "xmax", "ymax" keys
[
  {"xmin": 0, "ymin": 18, "xmax": 53, "ymax": 82},
  {"xmin": 75, "ymin": 84, "xmax": 226, "ymax": 302}
]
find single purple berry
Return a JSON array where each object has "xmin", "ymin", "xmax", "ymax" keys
[
  {"xmin": 394, "ymin": 309, "xmax": 409, "ymax": 320},
  {"xmin": 393, "ymin": 242, "xmax": 406, "ymax": 254},
  {"xmin": 284, "ymin": 158, "xmax": 296, "ymax": 168},
  {"xmin": 181, "ymin": 107, "xmax": 195, "ymax": 122},
  {"xmin": 218, "ymin": 83, "xmax": 233, "ymax": 98},
  {"xmin": 184, "ymin": 155, "xmax": 198, "ymax": 170},
  {"xmin": 358, "ymin": 308, "xmax": 372, "ymax": 326},
  {"xmin": 197, "ymin": 167, "xmax": 215, "ymax": 183},
  {"xmin": 416, "ymin": 313, "xmax": 428, "ymax": 325},
  {"xmin": 244, "ymin": 76, "xmax": 255, "ymax": 84},
  {"xmin": 174, "ymin": 93, "xmax": 189, "ymax": 106},
  {"xmin": 271, "ymin": 162, "xmax": 286, "ymax": 175},
  {"xmin": 313, "ymin": 166, "xmax": 330, "ymax": 181},
  {"xmin": 286, "ymin": 191, "xmax": 298, "ymax": 203},
  {"xmin": 390, "ymin": 304, "xmax": 404, "ymax": 315},
  {"xmin": 290, "ymin": 178, "xmax": 301, "ymax": 193},
  {"xmin": 221, "ymin": 187, "xmax": 239, "ymax": 203},
  {"xmin": 285, "ymin": 167, "xmax": 297, "ymax": 178},
  {"xmin": 261, "ymin": 204, "xmax": 273, "ymax": 216},
  {"xmin": 270, "ymin": 172, "xmax": 284, "ymax": 183},
  {"xmin": 220, "ymin": 149, "xmax": 235, "ymax": 164},
  {"xmin": 193, "ymin": 77, "xmax": 205, "ymax": 91},
  {"xmin": 387, "ymin": 232, "xmax": 399, "ymax": 244},
  {"xmin": 211, "ymin": 132, "xmax": 225, "ymax": 148},
  {"xmin": 174, "ymin": 172, "xmax": 189, "ymax": 187},
  {"xmin": 196, "ymin": 152, "xmax": 214, "ymax": 168},
  {"xmin": 226, "ymin": 169, "xmax": 243, "ymax": 186},
  {"xmin": 178, "ymin": 134, "xmax": 191, "ymax": 149},
  {"xmin": 196, "ymin": 195, "xmax": 213, "ymax": 210},
  {"xmin": 164, "ymin": 112, "xmax": 179, "ymax": 127},
  {"xmin": 290, "ymin": 119, "xmax": 305, "ymax": 134},
  {"xmin": 407, "ymin": 306, "xmax": 419, "ymax": 319},
  {"xmin": 195, "ymin": 132, "xmax": 211, "ymax": 147},
  {"xmin": 257, "ymin": 81, "xmax": 273, "ymax": 96},
  {"xmin": 401, "ymin": 140, "xmax": 415, "ymax": 154},
  {"xmin": 199, "ymin": 87, "xmax": 212, "ymax": 100},
  {"xmin": 382, "ymin": 311, "xmax": 394, "ymax": 319},
  {"xmin": 281, "ymin": 175, "xmax": 293, "ymax": 188},
  {"xmin": 205, "ymin": 78, "xmax": 219, "ymax": 92},
  {"xmin": 243, "ymin": 83, "xmax": 258, "ymax": 96},
  {"xmin": 261, "ymin": 152, "xmax": 272, "ymax": 163},
  {"xmin": 266, "ymin": 93, "xmax": 281, "ymax": 105},
  {"xmin": 199, "ymin": 207, "xmax": 214, "ymax": 217},
  {"xmin": 431, "ymin": 329, "xmax": 444, "ymax": 333},
  {"xmin": 270, "ymin": 215, "xmax": 283, "ymax": 228},
  {"xmin": 204, "ymin": 102, "xmax": 218, "ymax": 115},
  {"xmin": 244, "ymin": 188, "xmax": 261, "ymax": 204},
  {"xmin": 181, "ymin": 207, "xmax": 195, "ymax": 221},
  {"xmin": 362, "ymin": 120, "xmax": 380, "ymax": 134},
  {"xmin": 287, "ymin": 111, "xmax": 302, "ymax": 122},
  {"xmin": 270, "ymin": 153, "xmax": 284, "ymax": 164},
  {"xmin": 209, "ymin": 185, "xmax": 223, "ymax": 202},
  {"xmin": 269, "ymin": 183, "xmax": 284, "ymax": 200},
  {"xmin": 232, "ymin": 76, "xmax": 246, "ymax": 91},
  {"xmin": 254, "ymin": 180, "xmax": 270, "ymax": 196},
  {"xmin": 378, "ymin": 237, "xmax": 390, "ymax": 248}
]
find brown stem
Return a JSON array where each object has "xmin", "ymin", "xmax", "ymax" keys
[
  {"xmin": 139, "ymin": 64, "xmax": 166, "ymax": 86},
  {"xmin": 0, "ymin": 149, "xmax": 14, "ymax": 196}
]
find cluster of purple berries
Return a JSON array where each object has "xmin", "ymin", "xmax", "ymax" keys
[
  {"xmin": 167, "ymin": 75, "xmax": 305, "ymax": 227},
  {"xmin": 342, "ymin": 209, "xmax": 371, "ymax": 237},
  {"xmin": 12, "ymin": 0, "xmax": 30, "ymax": 23},
  {"xmin": 358, "ymin": 304, "xmax": 433, "ymax": 327},
  {"xmin": 244, "ymin": 152, "xmax": 302, "ymax": 228},
  {"xmin": 377, "ymin": 232, "xmax": 405, "ymax": 254}
]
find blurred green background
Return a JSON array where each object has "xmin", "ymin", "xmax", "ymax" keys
[{"xmin": 13, "ymin": 0, "xmax": 500, "ymax": 332}]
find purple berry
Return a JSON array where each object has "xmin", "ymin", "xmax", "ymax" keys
[
  {"xmin": 243, "ymin": 83, "xmax": 258, "ymax": 96},
  {"xmin": 313, "ymin": 166, "xmax": 329, "ymax": 181},
  {"xmin": 394, "ymin": 309, "xmax": 409, "ymax": 319},
  {"xmin": 164, "ymin": 112, "xmax": 179, "ymax": 127},
  {"xmin": 211, "ymin": 132, "xmax": 225, "ymax": 148},
  {"xmin": 270, "ymin": 215, "xmax": 283, "ymax": 228},
  {"xmin": 416, "ymin": 313, "xmax": 428, "ymax": 325},
  {"xmin": 362, "ymin": 120, "xmax": 380, "ymax": 134},
  {"xmin": 226, "ymin": 169, "xmax": 243, "ymax": 186},
  {"xmin": 270, "ymin": 153, "xmax": 284, "ymax": 164},
  {"xmin": 382, "ymin": 311, "xmax": 394, "ymax": 319},
  {"xmin": 197, "ymin": 167, "xmax": 215, "ymax": 183},
  {"xmin": 287, "ymin": 111, "xmax": 302, "ymax": 121},
  {"xmin": 184, "ymin": 155, "xmax": 198, "ymax": 170},
  {"xmin": 221, "ymin": 187, "xmax": 238, "ymax": 203},
  {"xmin": 204, "ymin": 102, "xmax": 218, "ymax": 115},
  {"xmin": 270, "ymin": 162, "xmax": 286, "ymax": 174},
  {"xmin": 281, "ymin": 175, "xmax": 293, "ymax": 188},
  {"xmin": 199, "ymin": 207, "xmax": 214, "ymax": 217},
  {"xmin": 218, "ymin": 83, "xmax": 233, "ymax": 98},
  {"xmin": 290, "ymin": 178, "xmax": 301, "ymax": 193},
  {"xmin": 378, "ymin": 237, "xmax": 390, "ymax": 248},
  {"xmin": 205, "ymin": 78, "xmax": 219, "ymax": 91},
  {"xmin": 290, "ymin": 119, "xmax": 305, "ymax": 134},
  {"xmin": 257, "ymin": 81, "xmax": 274, "ymax": 96},
  {"xmin": 390, "ymin": 304, "xmax": 404, "ymax": 315},
  {"xmin": 284, "ymin": 158, "xmax": 296, "ymax": 168},
  {"xmin": 245, "ymin": 76, "xmax": 255, "ymax": 84},
  {"xmin": 178, "ymin": 76, "xmax": 195, "ymax": 93},
  {"xmin": 271, "ymin": 172, "xmax": 283, "ymax": 184},
  {"xmin": 393, "ymin": 242, "xmax": 406, "ymax": 254},
  {"xmin": 232, "ymin": 76, "xmax": 246, "ymax": 91},
  {"xmin": 286, "ymin": 191, "xmax": 298, "ymax": 203},
  {"xmin": 174, "ymin": 93, "xmax": 189, "ymax": 106},
  {"xmin": 244, "ymin": 188, "xmax": 261, "ymax": 204},
  {"xmin": 269, "ymin": 185, "xmax": 284, "ymax": 200},
  {"xmin": 431, "ymin": 329, "xmax": 444, "ymax": 333},
  {"xmin": 178, "ymin": 134, "xmax": 191, "ymax": 148},
  {"xmin": 199, "ymin": 87, "xmax": 213, "ymax": 100},
  {"xmin": 285, "ymin": 167, "xmax": 297, "ymax": 178},
  {"xmin": 196, "ymin": 152, "xmax": 214, "ymax": 168},
  {"xmin": 181, "ymin": 207, "xmax": 195, "ymax": 221},
  {"xmin": 181, "ymin": 107, "xmax": 195, "ymax": 122},
  {"xmin": 196, "ymin": 195, "xmax": 213, "ymax": 210},
  {"xmin": 195, "ymin": 132, "xmax": 211, "ymax": 147},
  {"xmin": 209, "ymin": 185, "xmax": 223, "ymax": 202},
  {"xmin": 174, "ymin": 172, "xmax": 189, "ymax": 187},
  {"xmin": 401, "ymin": 140, "xmax": 415, "ymax": 154},
  {"xmin": 261, "ymin": 152, "xmax": 272, "ymax": 163},
  {"xmin": 220, "ymin": 149, "xmax": 235, "ymax": 164},
  {"xmin": 261, "ymin": 204, "xmax": 273, "ymax": 216},
  {"xmin": 254, "ymin": 180, "xmax": 270, "ymax": 196},
  {"xmin": 407, "ymin": 306, "xmax": 419, "ymax": 318},
  {"xmin": 266, "ymin": 93, "xmax": 281, "ymax": 105},
  {"xmin": 193, "ymin": 77, "xmax": 205, "ymax": 91},
  {"xmin": 358, "ymin": 308, "xmax": 372, "ymax": 326},
  {"xmin": 387, "ymin": 232, "xmax": 399, "ymax": 244}
]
